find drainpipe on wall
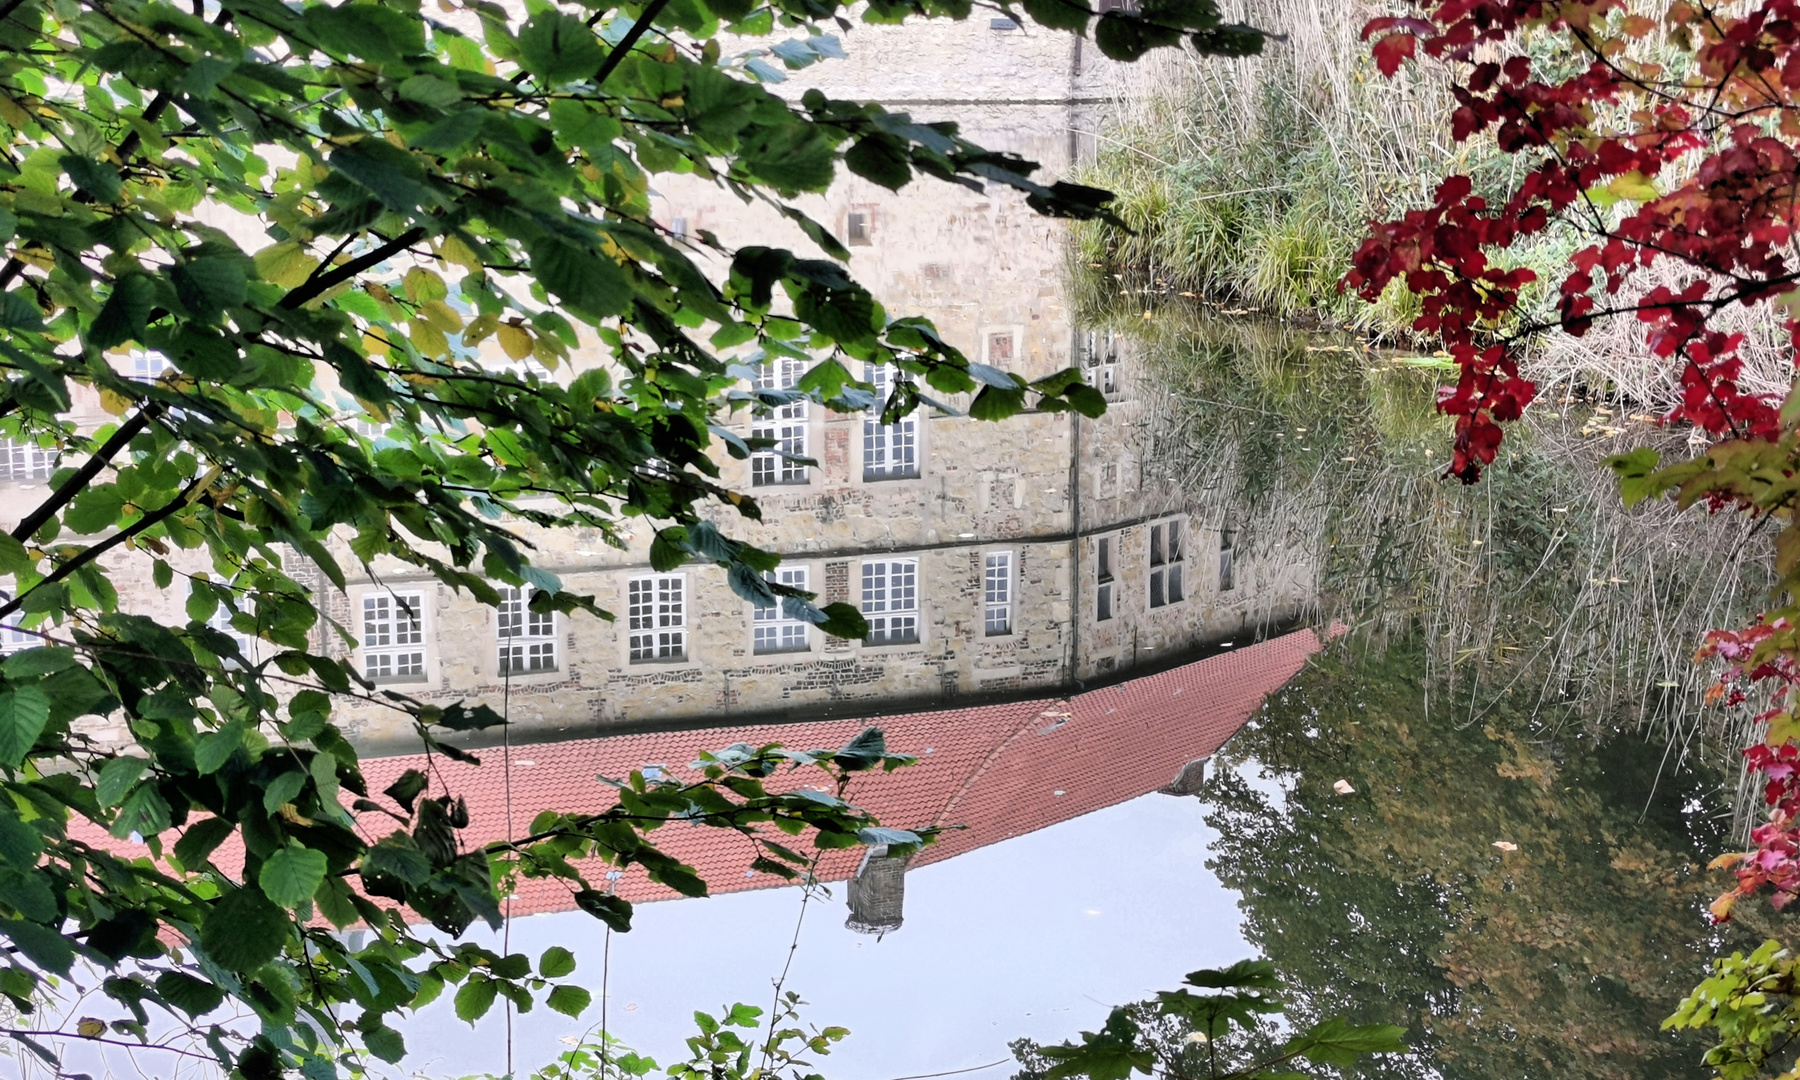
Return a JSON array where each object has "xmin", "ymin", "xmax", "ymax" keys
[{"xmin": 1068, "ymin": 395, "xmax": 1084, "ymax": 691}]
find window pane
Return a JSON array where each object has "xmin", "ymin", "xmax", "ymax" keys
[
  {"xmin": 1097, "ymin": 582, "xmax": 1113, "ymax": 622},
  {"xmin": 1150, "ymin": 570, "xmax": 1165, "ymax": 609},
  {"xmin": 1150, "ymin": 525, "xmax": 1164, "ymax": 567}
]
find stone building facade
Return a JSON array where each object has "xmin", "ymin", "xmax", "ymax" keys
[{"xmin": 0, "ymin": 20, "xmax": 1319, "ymax": 749}]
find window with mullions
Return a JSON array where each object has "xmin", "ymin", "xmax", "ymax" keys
[
  {"xmin": 131, "ymin": 352, "xmax": 172, "ymax": 382},
  {"xmin": 983, "ymin": 552, "xmax": 1014, "ymax": 636},
  {"xmin": 863, "ymin": 364, "xmax": 920, "ymax": 481},
  {"xmin": 753, "ymin": 565, "xmax": 811, "ymax": 654},
  {"xmin": 628, "ymin": 574, "xmax": 686, "ymax": 662},
  {"xmin": 751, "ymin": 358, "xmax": 809, "ymax": 486},
  {"xmin": 361, "ymin": 592, "xmax": 426, "ymax": 682},
  {"xmin": 0, "ymin": 438, "xmax": 54, "ymax": 482},
  {"xmin": 1096, "ymin": 536, "xmax": 1115, "ymax": 622},
  {"xmin": 1149, "ymin": 519, "xmax": 1185, "ymax": 609},
  {"xmin": 1082, "ymin": 330, "xmax": 1119, "ymax": 397},
  {"xmin": 861, "ymin": 559, "xmax": 919, "ymax": 646},
  {"xmin": 498, "ymin": 585, "xmax": 557, "ymax": 674}
]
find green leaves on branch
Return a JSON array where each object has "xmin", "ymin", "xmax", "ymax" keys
[{"xmin": 1021, "ymin": 959, "xmax": 1404, "ymax": 1080}]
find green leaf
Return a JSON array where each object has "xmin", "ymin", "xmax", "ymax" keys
[
  {"xmin": 0, "ymin": 686, "xmax": 52, "ymax": 768},
  {"xmin": 193, "ymin": 720, "xmax": 244, "ymax": 775},
  {"xmin": 0, "ymin": 290, "xmax": 42, "ymax": 331},
  {"xmin": 173, "ymin": 817, "xmax": 235, "ymax": 869},
  {"xmin": 171, "ymin": 258, "xmax": 248, "ymax": 323},
  {"xmin": 539, "ymin": 945, "xmax": 576, "ymax": 978},
  {"xmin": 1605, "ymin": 446, "xmax": 1664, "ymax": 508},
  {"xmin": 364, "ymin": 1024, "xmax": 406, "ymax": 1064},
  {"xmin": 1, "ymin": 647, "xmax": 74, "ymax": 679},
  {"xmin": 1288, "ymin": 1017, "xmax": 1409, "ymax": 1067},
  {"xmin": 1022, "ymin": 0, "xmax": 1090, "ymax": 33},
  {"xmin": 259, "ymin": 843, "xmax": 329, "ymax": 907},
  {"xmin": 96, "ymin": 756, "xmax": 148, "ymax": 808},
  {"xmin": 547, "ymin": 984, "xmax": 592, "ymax": 1017},
  {"xmin": 0, "ymin": 917, "xmax": 72, "ymax": 974},
  {"xmin": 64, "ymin": 486, "xmax": 125, "ymax": 534},
  {"xmin": 529, "ymin": 235, "xmax": 630, "ymax": 318},
  {"xmin": 454, "ymin": 976, "xmax": 499, "ymax": 1024},
  {"xmin": 61, "ymin": 154, "xmax": 122, "ymax": 203},
  {"xmin": 517, "ymin": 12, "xmax": 605, "ymax": 84},
  {"xmin": 573, "ymin": 889, "xmax": 633, "ymax": 931},
  {"xmin": 200, "ymin": 886, "xmax": 289, "ymax": 971},
  {"xmin": 261, "ymin": 768, "xmax": 307, "ymax": 813},
  {"xmin": 97, "ymin": 273, "xmax": 160, "ymax": 350},
  {"xmin": 155, "ymin": 971, "xmax": 227, "ymax": 1017},
  {"xmin": 383, "ymin": 768, "xmax": 428, "ymax": 812}
]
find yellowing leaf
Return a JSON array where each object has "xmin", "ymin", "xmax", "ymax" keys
[
  {"xmin": 99, "ymin": 387, "xmax": 131, "ymax": 416},
  {"xmin": 402, "ymin": 267, "xmax": 447, "ymax": 303},
  {"xmin": 1709, "ymin": 851, "xmax": 1749, "ymax": 871},
  {"xmin": 77, "ymin": 1017, "xmax": 105, "ymax": 1037},
  {"xmin": 362, "ymin": 330, "xmax": 392, "ymax": 356},
  {"xmin": 498, "ymin": 323, "xmax": 533, "ymax": 360},
  {"xmin": 1606, "ymin": 170, "xmax": 1660, "ymax": 202},
  {"xmin": 410, "ymin": 320, "xmax": 449, "ymax": 359},
  {"xmin": 420, "ymin": 299, "xmax": 463, "ymax": 334},
  {"xmin": 254, "ymin": 241, "xmax": 320, "ymax": 288},
  {"xmin": 1711, "ymin": 891, "xmax": 1740, "ymax": 921},
  {"xmin": 438, "ymin": 232, "xmax": 483, "ymax": 273}
]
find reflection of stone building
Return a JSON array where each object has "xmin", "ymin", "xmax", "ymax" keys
[
  {"xmin": 0, "ymin": 24, "xmax": 1317, "ymax": 747},
  {"xmin": 74, "ymin": 627, "xmax": 1330, "ymax": 929}
]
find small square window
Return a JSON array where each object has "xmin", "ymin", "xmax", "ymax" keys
[
  {"xmin": 986, "ymin": 331, "xmax": 1015, "ymax": 365},
  {"xmin": 847, "ymin": 211, "xmax": 872, "ymax": 246},
  {"xmin": 670, "ymin": 216, "xmax": 689, "ymax": 238}
]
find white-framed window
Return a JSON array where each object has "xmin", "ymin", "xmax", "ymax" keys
[
  {"xmin": 131, "ymin": 352, "xmax": 172, "ymax": 382},
  {"xmin": 1219, "ymin": 524, "xmax": 1237, "ymax": 592},
  {"xmin": 628, "ymin": 574, "xmax": 687, "ymax": 662},
  {"xmin": 0, "ymin": 438, "xmax": 54, "ymax": 482},
  {"xmin": 1083, "ymin": 330, "xmax": 1119, "ymax": 397},
  {"xmin": 206, "ymin": 603, "xmax": 257, "ymax": 669},
  {"xmin": 753, "ymin": 565, "xmax": 810, "ymax": 655},
  {"xmin": 751, "ymin": 358, "xmax": 809, "ymax": 487},
  {"xmin": 983, "ymin": 552, "xmax": 1013, "ymax": 636},
  {"xmin": 1096, "ymin": 535, "xmax": 1115, "ymax": 622},
  {"xmin": 361, "ymin": 591, "xmax": 426, "ymax": 682},
  {"xmin": 863, "ymin": 364, "xmax": 919, "ymax": 481},
  {"xmin": 1149, "ymin": 519, "xmax": 1185, "ymax": 609},
  {"xmin": 498, "ymin": 585, "xmax": 557, "ymax": 674},
  {"xmin": 861, "ymin": 559, "xmax": 919, "ymax": 646}
]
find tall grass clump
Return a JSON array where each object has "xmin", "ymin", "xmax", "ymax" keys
[{"xmin": 1077, "ymin": 0, "xmax": 1464, "ymax": 333}]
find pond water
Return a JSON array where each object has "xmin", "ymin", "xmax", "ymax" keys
[{"xmin": 372, "ymin": 42, "xmax": 1775, "ymax": 1080}]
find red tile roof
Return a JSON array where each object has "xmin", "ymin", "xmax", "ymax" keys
[{"xmin": 72, "ymin": 628, "xmax": 1327, "ymax": 923}]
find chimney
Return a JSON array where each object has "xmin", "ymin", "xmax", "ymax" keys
[{"xmin": 845, "ymin": 845, "xmax": 911, "ymax": 936}]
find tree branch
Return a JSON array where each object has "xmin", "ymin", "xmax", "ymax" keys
[
  {"xmin": 593, "ymin": 0, "xmax": 674, "ymax": 89},
  {"xmin": 0, "ymin": 472, "xmax": 204, "ymax": 622},
  {"xmin": 279, "ymin": 227, "xmax": 426, "ymax": 310},
  {"xmin": 11, "ymin": 403, "xmax": 163, "ymax": 542}
]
